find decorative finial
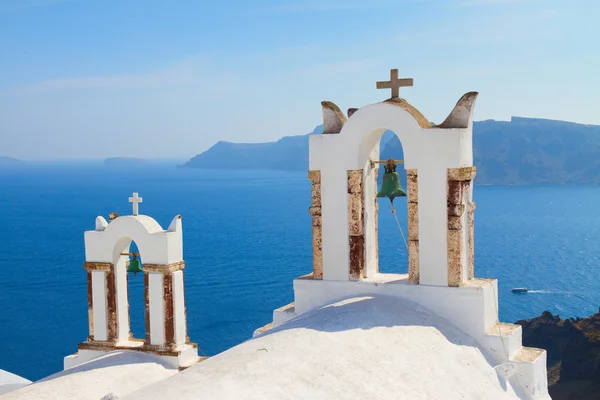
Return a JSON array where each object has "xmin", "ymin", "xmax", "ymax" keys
[
  {"xmin": 321, "ymin": 101, "xmax": 347, "ymax": 134},
  {"xmin": 376, "ymin": 69, "xmax": 413, "ymax": 99},
  {"xmin": 128, "ymin": 192, "xmax": 143, "ymax": 216}
]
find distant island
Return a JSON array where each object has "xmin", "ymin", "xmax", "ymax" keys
[
  {"xmin": 0, "ymin": 156, "xmax": 24, "ymax": 165},
  {"xmin": 181, "ymin": 117, "xmax": 600, "ymax": 185},
  {"xmin": 517, "ymin": 309, "xmax": 600, "ymax": 399},
  {"xmin": 104, "ymin": 157, "xmax": 146, "ymax": 166}
]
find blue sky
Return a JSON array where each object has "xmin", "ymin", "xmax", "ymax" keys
[{"xmin": 0, "ymin": 0, "xmax": 598, "ymax": 160}]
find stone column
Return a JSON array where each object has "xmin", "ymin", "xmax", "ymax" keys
[
  {"xmin": 348, "ymin": 169, "xmax": 365, "ymax": 279},
  {"xmin": 468, "ymin": 201, "xmax": 476, "ymax": 280},
  {"xmin": 406, "ymin": 169, "xmax": 420, "ymax": 284},
  {"xmin": 144, "ymin": 261, "xmax": 186, "ymax": 349},
  {"xmin": 308, "ymin": 170, "xmax": 323, "ymax": 279},
  {"xmin": 83, "ymin": 262, "xmax": 112, "ymax": 342},
  {"xmin": 144, "ymin": 272, "xmax": 151, "ymax": 344},
  {"xmin": 106, "ymin": 265, "xmax": 117, "ymax": 342},
  {"xmin": 373, "ymin": 169, "xmax": 380, "ymax": 275},
  {"xmin": 446, "ymin": 166, "xmax": 477, "ymax": 287},
  {"xmin": 86, "ymin": 271, "xmax": 94, "ymax": 340},
  {"xmin": 127, "ymin": 271, "xmax": 132, "ymax": 340},
  {"xmin": 163, "ymin": 273, "xmax": 175, "ymax": 348}
]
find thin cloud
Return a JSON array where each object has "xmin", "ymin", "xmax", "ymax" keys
[
  {"xmin": 20, "ymin": 58, "xmax": 219, "ymax": 93},
  {"xmin": 23, "ymin": 70, "xmax": 191, "ymax": 93}
]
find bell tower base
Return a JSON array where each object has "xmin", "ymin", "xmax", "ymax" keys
[{"xmin": 64, "ymin": 340, "xmax": 202, "ymax": 371}]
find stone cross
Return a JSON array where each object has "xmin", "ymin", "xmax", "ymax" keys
[
  {"xmin": 128, "ymin": 192, "xmax": 143, "ymax": 216},
  {"xmin": 376, "ymin": 69, "xmax": 413, "ymax": 98}
]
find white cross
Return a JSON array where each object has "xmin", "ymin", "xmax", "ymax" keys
[
  {"xmin": 128, "ymin": 192, "xmax": 143, "ymax": 216},
  {"xmin": 376, "ymin": 68, "xmax": 413, "ymax": 98}
]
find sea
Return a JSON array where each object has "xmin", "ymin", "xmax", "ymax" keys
[{"xmin": 1, "ymin": 162, "xmax": 599, "ymax": 381}]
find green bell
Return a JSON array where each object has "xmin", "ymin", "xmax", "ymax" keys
[
  {"xmin": 127, "ymin": 255, "xmax": 143, "ymax": 277},
  {"xmin": 377, "ymin": 159, "xmax": 406, "ymax": 200}
]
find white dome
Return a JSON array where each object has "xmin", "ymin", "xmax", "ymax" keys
[{"xmin": 122, "ymin": 295, "xmax": 521, "ymax": 400}]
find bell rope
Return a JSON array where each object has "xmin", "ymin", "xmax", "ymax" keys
[{"xmin": 389, "ymin": 198, "xmax": 408, "ymax": 250}]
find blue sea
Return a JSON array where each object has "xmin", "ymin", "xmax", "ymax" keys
[{"xmin": 1, "ymin": 163, "xmax": 599, "ymax": 381}]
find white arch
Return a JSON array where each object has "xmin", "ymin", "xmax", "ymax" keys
[
  {"xmin": 341, "ymin": 103, "xmax": 423, "ymax": 170},
  {"xmin": 85, "ymin": 215, "xmax": 182, "ymax": 265}
]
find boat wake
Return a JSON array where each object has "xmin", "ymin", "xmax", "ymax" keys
[{"xmin": 517, "ymin": 289, "xmax": 575, "ymax": 295}]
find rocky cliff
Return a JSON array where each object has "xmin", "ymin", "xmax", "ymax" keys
[{"xmin": 516, "ymin": 308, "xmax": 600, "ymax": 399}]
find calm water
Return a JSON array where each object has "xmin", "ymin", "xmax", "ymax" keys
[{"xmin": 0, "ymin": 163, "xmax": 599, "ymax": 381}]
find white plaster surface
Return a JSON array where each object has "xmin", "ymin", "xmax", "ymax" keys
[
  {"xmin": 282, "ymin": 274, "xmax": 549, "ymax": 399},
  {"xmin": 0, "ymin": 369, "xmax": 31, "ymax": 396},
  {"xmin": 172, "ymin": 270, "xmax": 186, "ymax": 346},
  {"xmin": 513, "ymin": 352, "xmax": 549, "ymax": 399},
  {"xmin": 64, "ymin": 349, "xmax": 106, "ymax": 370},
  {"xmin": 363, "ymin": 143, "xmax": 381, "ymax": 278},
  {"xmin": 115, "ymin": 253, "xmax": 129, "ymax": 343},
  {"xmin": 149, "ymin": 272, "xmax": 165, "ymax": 345},
  {"xmin": 320, "ymin": 166, "xmax": 350, "ymax": 281},
  {"xmin": 292, "ymin": 274, "xmax": 506, "ymax": 361},
  {"xmin": 309, "ymin": 98, "xmax": 475, "ymax": 285},
  {"xmin": 91, "ymin": 270, "xmax": 108, "ymax": 341},
  {"xmin": 4, "ymin": 351, "xmax": 177, "ymax": 400},
  {"xmin": 121, "ymin": 296, "xmax": 522, "ymax": 400}
]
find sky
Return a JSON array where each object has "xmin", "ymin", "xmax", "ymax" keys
[{"xmin": 0, "ymin": 0, "xmax": 598, "ymax": 160}]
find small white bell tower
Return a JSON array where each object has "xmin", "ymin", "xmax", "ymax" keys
[{"xmin": 64, "ymin": 193, "xmax": 200, "ymax": 370}]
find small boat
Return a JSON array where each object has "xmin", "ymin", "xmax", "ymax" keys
[{"xmin": 511, "ymin": 288, "xmax": 528, "ymax": 293}]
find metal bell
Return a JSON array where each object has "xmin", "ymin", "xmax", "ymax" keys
[
  {"xmin": 127, "ymin": 254, "xmax": 143, "ymax": 277},
  {"xmin": 377, "ymin": 159, "xmax": 406, "ymax": 200}
]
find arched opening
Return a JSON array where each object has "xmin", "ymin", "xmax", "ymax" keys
[
  {"xmin": 112, "ymin": 237, "xmax": 146, "ymax": 345},
  {"xmin": 376, "ymin": 130, "xmax": 409, "ymax": 274}
]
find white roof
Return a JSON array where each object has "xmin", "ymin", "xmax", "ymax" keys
[
  {"xmin": 0, "ymin": 369, "xmax": 31, "ymax": 396},
  {"xmin": 2, "ymin": 351, "xmax": 177, "ymax": 400},
  {"xmin": 122, "ymin": 296, "xmax": 520, "ymax": 400}
]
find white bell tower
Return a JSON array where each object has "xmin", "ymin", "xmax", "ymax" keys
[{"xmin": 64, "ymin": 193, "xmax": 200, "ymax": 370}]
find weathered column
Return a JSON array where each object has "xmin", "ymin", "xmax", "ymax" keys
[
  {"xmin": 86, "ymin": 271, "xmax": 94, "ymax": 340},
  {"xmin": 163, "ymin": 273, "xmax": 175, "ymax": 348},
  {"xmin": 373, "ymin": 169, "xmax": 380, "ymax": 275},
  {"xmin": 106, "ymin": 265, "xmax": 117, "ymax": 342},
  {"xmin": 468, "ymin": 200, "xmax": 476, "ymax": 279},
  {"xmin": 446, "ymin": 166, "xmax": 477, "ymax": 287},
  {"xmin": 127, "ymin": 271, "xmax": 132, "ymax": 340},
  {"xmin": 348, "ymin": 169, "xmax": 365, "ymax": 279},
  {"xmin": 144, "ymin": 272, "xmax": 151, "ymax": 344},
  {"xmin": 144, "ymin": 261, "xmax": 186, "ymax": 349},
  {"xmin": 308, "ymin": 170, "xmax": 323, "ymax": 279},
  {"xmin": 406, "ymin": 169, "xmax": 420, "ymax": 284},
  {"xmin": 83, "ymin": 262, "xmax": 111, "ymax": 342}
]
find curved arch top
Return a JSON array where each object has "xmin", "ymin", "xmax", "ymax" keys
[
  {"xmin": 106, "ymin": 215, "xmax": 165, "ymax": 236},
  {"xmin": 310, "ymin": 93, "xmax": 476, "ymax": 171},
  {"xmin": 381, "ymin": 98, "xmax": 432, "ymax": 129},
  {"xmin": 84, "ymin": 215, "xmax": 183, "ymax": 265},
  {"xmin": 340, "ymin": 101, "xmax": 428, "ymax": 170}
]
